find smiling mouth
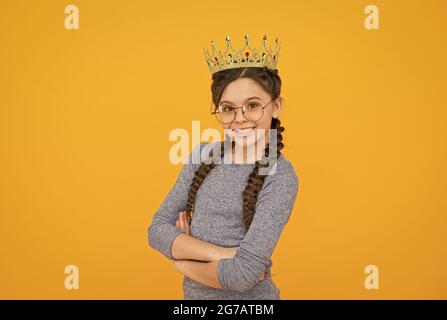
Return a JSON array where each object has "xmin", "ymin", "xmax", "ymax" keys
[{"xmin": 232, "ymin": 127, "xmax": 256, "ymax": 138}]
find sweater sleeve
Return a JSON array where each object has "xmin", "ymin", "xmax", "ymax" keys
[
  {"xmin": 147, "ymin": 142, "xmax": 207, "ymax": 260},
  {"xmin": 217, "ymin": 159, "xmax": 299, "ymax": 293}
]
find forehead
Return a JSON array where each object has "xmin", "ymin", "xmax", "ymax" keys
[{"xmin": 220, "ymin": 78, "xmax": 268, "ymax": 103}]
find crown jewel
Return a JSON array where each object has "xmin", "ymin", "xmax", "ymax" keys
[{"xmin": 203, "ymin": 34, "xmax": 280, "ymax": 75}]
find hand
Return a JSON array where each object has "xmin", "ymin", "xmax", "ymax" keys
[{"xmin": 175, "ymin": 211, "xmax": 190, "ymax": 235}]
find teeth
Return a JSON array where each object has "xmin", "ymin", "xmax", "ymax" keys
[{"xmin": 233, "ymin": 127, "xmax": 255, "ymax": 137}]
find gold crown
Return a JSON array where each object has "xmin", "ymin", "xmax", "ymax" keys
[{"xmin": 203, "ymin": 34, "xmax": 280, "ymax": 75}]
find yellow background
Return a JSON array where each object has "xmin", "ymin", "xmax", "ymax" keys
[{"xmin": 1, "ymin": 0, "xmax": 446, "ymax": 299}]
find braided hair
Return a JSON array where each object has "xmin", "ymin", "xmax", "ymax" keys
[{"xmin": 186, "ymin": 67, "xmax": 284, "ymax": 231}]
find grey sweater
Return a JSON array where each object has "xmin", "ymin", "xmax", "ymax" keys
[{"xmin": 148, "ymin": 141, "xmax": 299, "ymax": 299}]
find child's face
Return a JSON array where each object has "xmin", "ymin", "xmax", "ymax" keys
[{"xmin": 218, "ymin": 77, "xmax": 283, "ymax": 150}]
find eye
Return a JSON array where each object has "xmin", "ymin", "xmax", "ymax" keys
[
  {"xmin": 219, "ymin": 105, "xmax": 234, "ymax": 112},
  {"xmin": 246, "ymin": 102, "xmax": 261, "ymax": 109}
]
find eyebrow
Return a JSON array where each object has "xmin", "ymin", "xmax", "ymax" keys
[{"xmin": 219, "ymin": 96, "xmax": 262, "ymax": 105}]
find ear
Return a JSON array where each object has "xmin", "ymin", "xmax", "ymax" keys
[{"xmin": 272, "ymin": 97, "xmax": 284, "ymax": 118}]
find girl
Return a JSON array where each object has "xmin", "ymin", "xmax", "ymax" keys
[{"xmin": 148, "ymin": 36, "xmax": 299, "ymax": 299}]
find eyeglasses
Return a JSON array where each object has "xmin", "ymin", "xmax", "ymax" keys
[{"xmin": 211, "ymin": 98, "xmax": 276, "ymax": 124}]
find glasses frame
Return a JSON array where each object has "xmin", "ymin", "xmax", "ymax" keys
[{"xmin": 210, "ymin": 98, "xmax": 276, "ymax": 124}]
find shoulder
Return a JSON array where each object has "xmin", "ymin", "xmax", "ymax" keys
[{"xmin": 263, "ymin": 154, "xmax": 299, "ymax": 190}]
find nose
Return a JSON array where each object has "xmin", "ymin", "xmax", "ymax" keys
[{"xmin": 234, "ymin": 107, "xmax": 246, "ymax": 123}]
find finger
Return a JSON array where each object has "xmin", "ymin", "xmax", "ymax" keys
[
  {"xmin": 185, "ymin": 211, "xmax": 191, "ymax": 225},
  {"xmin": 181, "ymin": 212, "xmax": 187, "ymax": 232},
  {"xmin": 175, "ymin": 220, "xmax": 180, "ymax": 230},
  {"xmin": 179, "ymin": 212, "xmax": 185, "ymax": 232},
  {"xmin": 184, "ymin": 212, "xmax": 190, "ymax": 235},
  {"xmin": 259, "ymin": 272, "xmax": 265, "ymax": 281}
]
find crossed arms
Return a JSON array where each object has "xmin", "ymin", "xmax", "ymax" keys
[
  {"xmin": 147, "ymin": 143, "xmax": 298, "ymax": 293},
  {"xmin": 169, "ymin": 211, "xmax": 265, "ymax": 289}
]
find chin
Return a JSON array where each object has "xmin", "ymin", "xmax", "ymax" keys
[{"xmin": 233, "ymin": 135, "xmax": 260, "ymax": 150}]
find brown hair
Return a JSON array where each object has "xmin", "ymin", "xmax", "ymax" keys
[{"xmin": 186, "ymin": 66, "xmax": 285, "ymax": 231}]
